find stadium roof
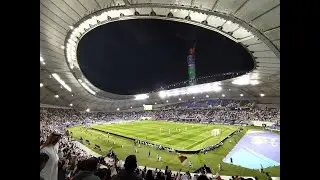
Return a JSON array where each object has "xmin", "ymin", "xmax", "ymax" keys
[{"xmin": 40, "ymin": 0, "xmax": 280, "ymax": 111}]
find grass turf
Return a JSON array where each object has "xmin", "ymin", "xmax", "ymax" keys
[
  {"xmin": 67, "ymin": 120, "xmax": 280, "ymax": 179},
  {"xmin": 91, "ymin": 120, "xmax": 238, "ymax": 151}
]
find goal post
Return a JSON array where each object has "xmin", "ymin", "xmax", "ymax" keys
[{"xmin": 211, "ymin": 129, "xmax": 220, "ymax": 136}]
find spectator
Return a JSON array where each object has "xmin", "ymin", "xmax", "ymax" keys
[
  {"xmin": 111, "ymin": 155, "xmax": 142, "ymax": 180},
  {"xmin": 156, "ymin": 171, "xmax": 164, "ymax": 180},
  {"xmin": 95, "ymin": 168, "xmax": 111, "ymax": 180},
  {"xmin": 146, "ymin": 170, "xmax": 154, "ymax": 180},
  {"xmin": 58, "ymin": 160, "xmax": 67, "ymax": 180},
  {"xmin": 72, "ymin": 157, "xmax": 101, "ymax": 180},
  {"xmin": 40, "ymin": 133, "xmax": 62, "ymax": 180},
  {"xmin": 197, "ymin": 175, "xmax": 209, "ymax": 180}
]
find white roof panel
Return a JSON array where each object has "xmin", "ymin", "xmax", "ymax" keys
[{"xmin": 40, "ymin": 0, "xmax": 280, "ymax": 111}]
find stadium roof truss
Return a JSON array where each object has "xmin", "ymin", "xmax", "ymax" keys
[{"xmin": 40, "ymin": 0, "xmax": 280, "ymax": 111}]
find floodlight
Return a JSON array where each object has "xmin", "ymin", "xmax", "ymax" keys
[{"xmin": 135, "ymin": 94, "xmax": 149, "ymax": 100}]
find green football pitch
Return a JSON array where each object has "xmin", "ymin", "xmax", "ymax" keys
[
  {"xmin": 92, "ymin": 120, "xmax": 237, "ymax": 151},
  {"xmin": 67, "ymin": 120, "xmax": 280, "ymax": 178}
]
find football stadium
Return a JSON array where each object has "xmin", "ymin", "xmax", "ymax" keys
[{"xmin": 40, "ymin": 1, "xmax": 280, "ymax": 180}]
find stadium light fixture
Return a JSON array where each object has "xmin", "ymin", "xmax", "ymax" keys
[
  {"xmin": 40, "ymin": 55, "xmax": 45, "ymax": 65},
  {"xmin": 135, "ymin": 94, "xmax": 149, "ymax": 100},
  {"xmin": 154, "ymin": 102, "xmax": 157, "ymax": 105},
  {"xmin": 240, "ymin": 94, "xmax": 243, "ymax": 97},
  {"xmin": 86, "ymin": 108, "xmax": 90, "ymax": 112},
  {"xmin": 52, "ymin": 73, "xmax": 72, "ymax": 92},
  {"xmin": 40, "ymin": 83, "xmax": 43, "ymax": 87},
  {"xmin": 117, "ymin": 108, "xmax": 120, "ymax": 111},
  {"xmin": 54, "ymin": 95, "xmax": 59, "ymax": 98},
  {"xmin": 260, "ymin": 93, "xmax": 265, "ymax": 97},
  {"xmin": 69, "ymin": 103, "xmax": 73, "ymax": 107},
  {"xmin": 250, "ymin": 80, "xmax": 259, "ymax": 85},
  {"xmin": 158, "ymin": 82, "xmax": 222, "ymax": 98},
  {"xmin": 232, "ymin": 74, "xmax": 259, "ymax": 86},
  {"xmin": 206, "ymin": 95, "xmax": 209, "ymax": 98},
  {"xmin": 159, "ymin": 91, "xmax": 166, "ymax": 98},
  {"xmin": 179, "ymin": 98, "xmax": 181, "ymax": 101},
  {"xmin": 193, "ymin": 96, "xmax": 195, "ymax": 99},
  {"xmin": 166, "ymin": 100, "xmax": 169, "ymax": 103},
  {"xmin": 222, "ymin": 94, "xmax": 225, "ymax": 97}
]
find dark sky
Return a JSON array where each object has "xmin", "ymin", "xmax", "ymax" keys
[{"xmin": 78, "ymin": 19, "xmax": 253, "ymax": 95}]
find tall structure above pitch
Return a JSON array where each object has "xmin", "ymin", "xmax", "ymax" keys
[{"xmin": 187, "ymin": 44, "xmax": 197, "ymax": 86}]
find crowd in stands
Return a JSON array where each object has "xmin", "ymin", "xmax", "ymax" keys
[
  {"xmin": 40, "ymin": 99, "xmax": 278, "ymax": 180},
  {"xmin": 161, "ymin": 100, "xmax": 255, "ymax": 110},
  {"xmin": 40, "ymin": 100, "xmax": 279, "ymax": 127}
]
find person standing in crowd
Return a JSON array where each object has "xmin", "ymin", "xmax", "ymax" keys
[
  {"xmin": 218, "ymin": 163, "xmax": 222, "ymax": 172},
  {"xmin": 197, "ymin": 175, "xmax": 209, "ymax": 180},
  {"xmin": 230, "ymin": 157, "xmax": 233, "ymax": 164},
  {"xmin": 58, "ymin": 160, "xmax": 67, "ymax": 180},
  {"xmin": 148, "ymin": 150, "xmax": 150, "ymax": 158},
  {"xmin": 94, "ymin": 168, "xmax": 110, "ymax": 180},
  {"xmin": 40, "ymin": 133, "xmax": 62, "ymax": 180},
  {"xmin": 72, "ymin": 157, "xmax": 101, "ymax": 180},
  {"xmin": 146, "ymin": 169, "xmax": 154, "ymax": 180},
  {"xmin": 111, "ymin": 155, "xmax": 143, "ymax": 180}
]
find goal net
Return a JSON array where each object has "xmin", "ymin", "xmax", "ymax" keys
[{"xmin": 211, "ymin": 129, "xmax": 220, "ymax": 136}]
